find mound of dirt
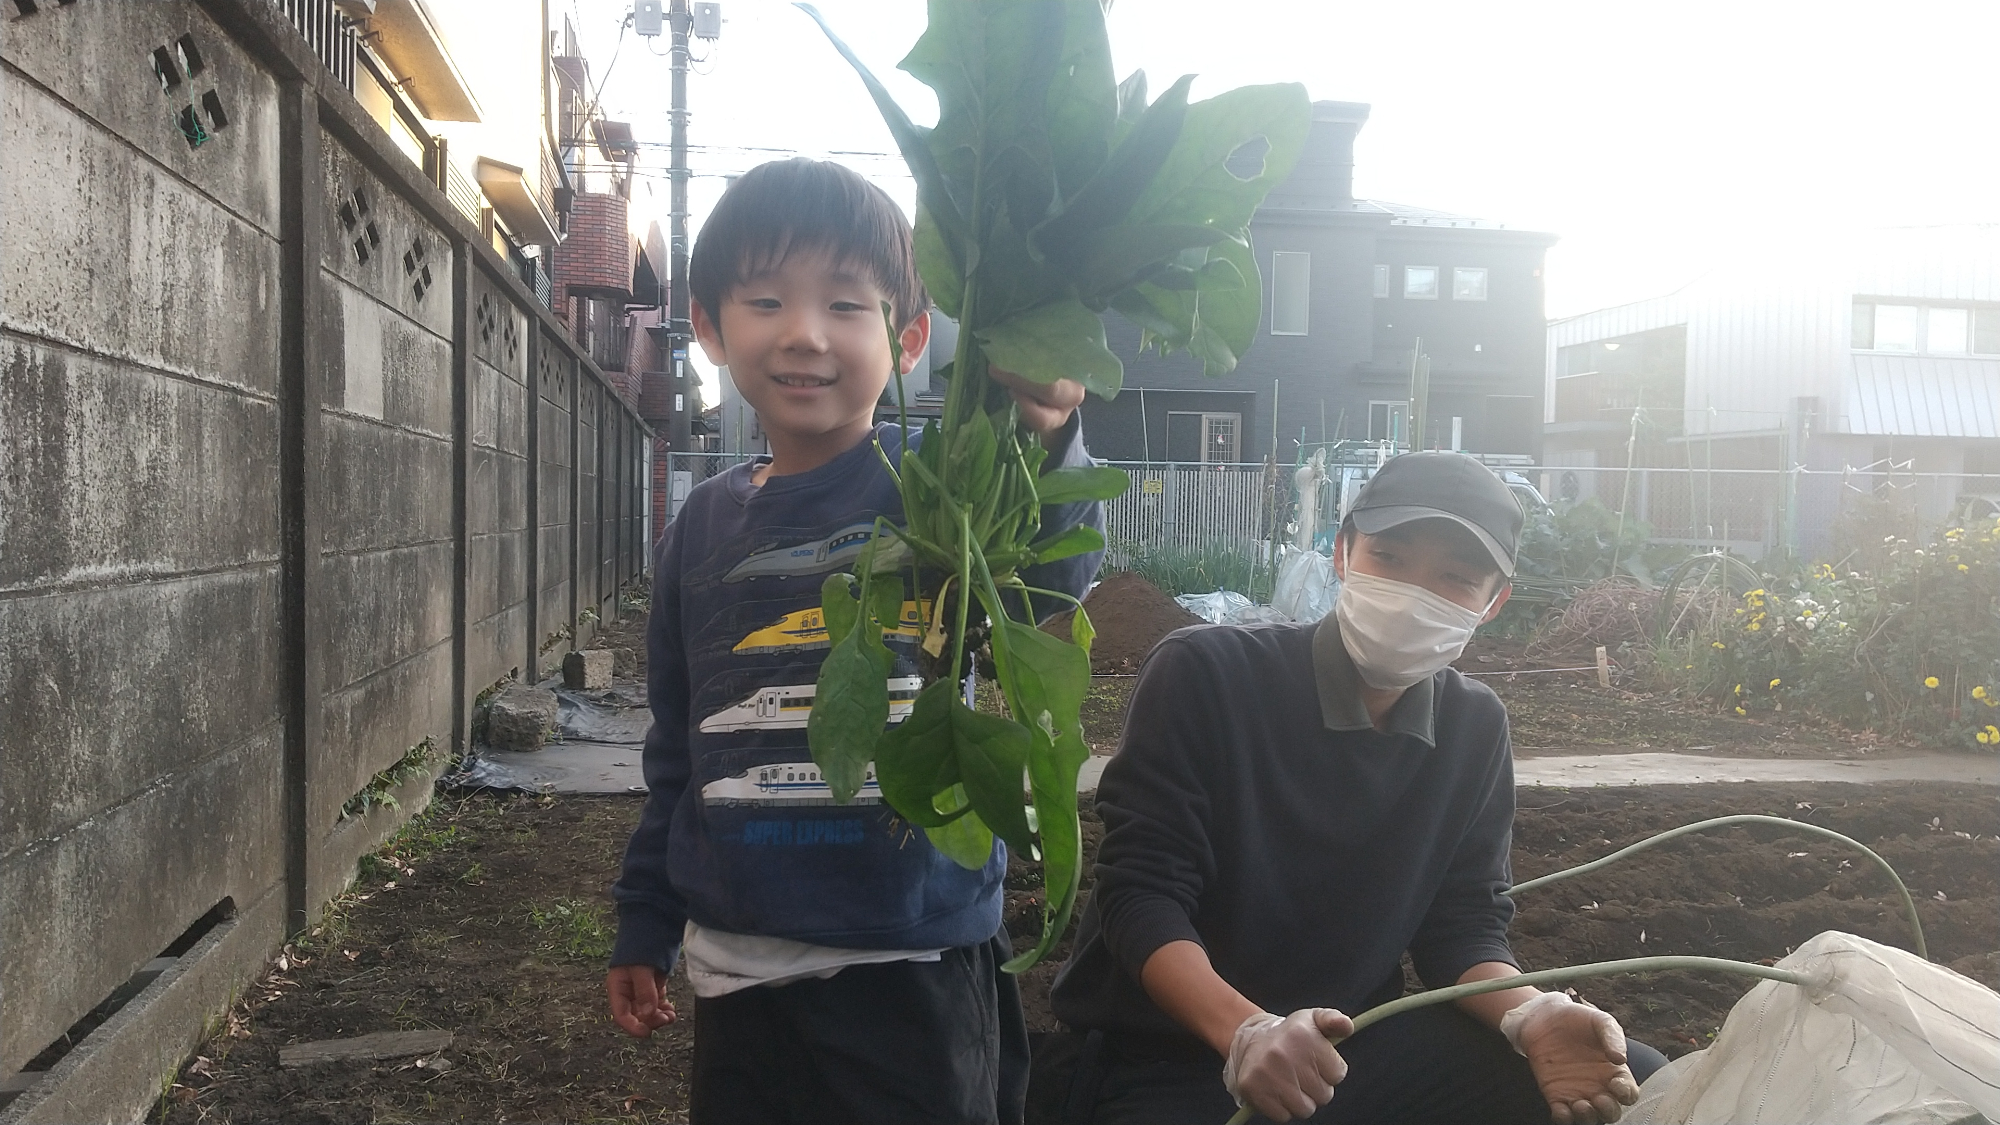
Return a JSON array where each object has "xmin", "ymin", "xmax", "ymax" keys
[{"xmin": 1046, "ymin": 573, "xmax": 1202, "ymax": 673}]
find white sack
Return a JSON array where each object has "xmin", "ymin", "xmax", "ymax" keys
[
  {"xmin": 1628, "ymin": 931, "xmax": 2000, "ymax": 1125},
  {"xmin": 1271, "ymin": 547, "xmax": 1338, "ymax": 623}
]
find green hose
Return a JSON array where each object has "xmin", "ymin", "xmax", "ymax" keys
[
  {"xmin": 1505, "ymin": 813, "xmax": 1927, "ymax": 961},
  {"xmin": 1221, "ymin": 956, "xmax": 1813, "ymax": 1125}
]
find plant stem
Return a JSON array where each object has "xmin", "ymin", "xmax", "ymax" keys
[
  {"xmin": 1505, "ymin": 814, "xmax": 1927, "ymax": 961},
  {"xmin": 1219, "ymin": 957, "xmax": 1814, "ymax": 1125}
]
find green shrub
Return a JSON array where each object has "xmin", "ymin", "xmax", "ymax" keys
[
  {"xmin": 1487, "ymin": 501, "xmax": 1696, "ymax": 636},
  {"xmin": 1660, "ymin": 514, "xmax": 2000, "ymax": 749}
]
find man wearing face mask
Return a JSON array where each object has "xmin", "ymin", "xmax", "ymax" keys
[{"xmin": 1035, "ymin": 452, "xmax": 1667, "ymax": 1125}]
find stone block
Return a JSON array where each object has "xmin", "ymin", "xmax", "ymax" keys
[
  {"xmin": 563, "ymin": 649, "xmax": 613, "ymax": 690},
  {"xmin": 486, "ymin": 685, "xmax": 556, "ymax": 752}
]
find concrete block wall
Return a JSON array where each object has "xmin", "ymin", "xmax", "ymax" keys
[{"xmin": 0, "ymin": 3, "xmax": 651, "ymax": 1120}]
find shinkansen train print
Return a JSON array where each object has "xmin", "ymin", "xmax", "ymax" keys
[
  {"xmin": 697, "ymin": 676, "xmax": 924, "ymax": 734},
  {"xmin": 722, "ymin": 522, "xmax": 910, "ymax": 582},
  {"xmin": 701, "ymin": 762, "xmax": 885, "ymax": 807}
]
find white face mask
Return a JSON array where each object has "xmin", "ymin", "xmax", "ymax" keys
[{"xmin": 1335, "ymin": 548, "xmax": 1496, "ymax": 690}]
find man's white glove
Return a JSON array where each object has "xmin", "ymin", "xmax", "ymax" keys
[
  {"xmin": 1499, "ymin": 991, "xmax": 1621, "ymax": 1057},
  {"xmin": 1501, "ymin": 991, "xmax": 1640, "ymax": 1125},
  {"xmin": 1221, "ymin": 1008, "xmax": 1351, "ymax": 1123}
]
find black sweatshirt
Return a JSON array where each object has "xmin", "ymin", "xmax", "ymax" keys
[{"xmin": 1049, "ymin": 616, "xmax": 1519, "ymax": 1046}]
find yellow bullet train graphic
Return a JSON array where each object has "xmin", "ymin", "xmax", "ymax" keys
[
  {"xmin": 697, "ymin": 676, "xmax": 925, "ymax": 734},
  {"xmin": 700, "ymin": 761, "xmax": 885, "ymax": 807},
  {"xmin": 732, "ymin": 601, "xmax": 931, "ymax": 655}
]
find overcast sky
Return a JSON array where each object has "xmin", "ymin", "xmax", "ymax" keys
[{"xmin": 560, "ymin": 0, "xmax": 2000, "ymax": 399}]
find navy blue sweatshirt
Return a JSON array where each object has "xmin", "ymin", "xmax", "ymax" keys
[
  {"xmin": 612, "ymin": 418, "xmax": 1104, "ymax": 971},
  {"xmin": 1050, "ymin": 617, "xmax": 1519, "ymax": 1044}
]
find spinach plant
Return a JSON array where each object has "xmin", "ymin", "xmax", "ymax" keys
[{"xmin": 801, "ymin": 0, "xmax": 1309, "ymax": 971}]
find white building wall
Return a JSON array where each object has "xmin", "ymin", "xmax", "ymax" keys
[{"xmin": 1548, "ymin": 226, "xmax": 2000, "ymax": 441}]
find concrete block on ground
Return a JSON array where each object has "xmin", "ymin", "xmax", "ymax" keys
[
  {"xmin": 279, "ymin": 1029, "xmax": 452, "ymax": 1068},
  {"xmin": 563, "ymin": 649, "xmax": 613, "ymax": 690},
  {"xmin": 486, "ymin": 686, "xmax": 556, "ymax": 752}
]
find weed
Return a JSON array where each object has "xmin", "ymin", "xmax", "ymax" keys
[
  {"xmin": 342, "ymin": 738, "xmax": 440, "ymax": 820},
  {"xmin": 527, "ymin": 899, "xmax": 614, "ymax": 964},
  {"xmin": 458, "ymin": 861, "xmax": 486, "ymax": 884}
]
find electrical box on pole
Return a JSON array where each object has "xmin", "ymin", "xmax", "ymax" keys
[
  {"xmin": 634, "ymin": 0, "xmax": 664, "ymax": 37},
  {"xmin": 692, "ymin": 2, "xmax": 722, "ymax": 39}
]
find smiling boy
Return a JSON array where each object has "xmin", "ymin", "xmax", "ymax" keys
[
  {"xmin": 1038, "ymin": 452, "xmax": 1666, "ymax": 1125},
  {"xmin": 606, "ymin": 159, "xmax": 1103, "ymax": 1125}
]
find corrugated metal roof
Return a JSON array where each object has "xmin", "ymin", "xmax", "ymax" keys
[
  {"xmin": 1846, "ymin": 354, "xmax": 2000, "ymax": 438},
  {"xmin": 1356, "ymin": 200, "xmax": 1509, "ymax": 229}
]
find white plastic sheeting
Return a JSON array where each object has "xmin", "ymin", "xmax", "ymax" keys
[{"xmin": 1629, "ymin": 931, "xmax": 2000, "ymax": 1125}]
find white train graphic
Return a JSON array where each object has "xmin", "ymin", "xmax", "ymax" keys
[
  {"xmin": 697, "ymin": 676, "xmax": 924, "ymax": 734},
  {"xmin": 721, "ymin": 522, "xmax": 910, "ymax": 582},
  {"xmin": 701, "ymin": 761, "xmax": 885, "ymax": 807}
]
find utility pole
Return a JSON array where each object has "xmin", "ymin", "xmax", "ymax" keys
[{"xmin": 668, "ymin": 0, "xmax": 692, "ymax": 398}]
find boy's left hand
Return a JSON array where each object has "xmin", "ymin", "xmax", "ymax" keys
[
  {"xmin": 1511, "ymin": 996, "xmax": 1641, "ymax": 1124},
  {"xmin": 990, "ymin": 367, "xmax": 1086, "ymax": 439}
]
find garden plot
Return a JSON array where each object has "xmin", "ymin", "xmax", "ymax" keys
[
  {"xmin": 154, "ymin": 596, "xmax": 1997, "ymax": 1123},
  {"xmin": 159, "ymin": 788, "xmax": 1995, "ymax": 1123}
]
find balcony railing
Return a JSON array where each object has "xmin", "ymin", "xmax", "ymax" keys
[{"xmin": 271, "ymin": 0, "xmax": 355, "ymax": 92}]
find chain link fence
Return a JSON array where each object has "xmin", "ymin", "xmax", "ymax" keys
[{"xmin": 657, "ymin": 449, "xmax": 2000, "ymax": 563}]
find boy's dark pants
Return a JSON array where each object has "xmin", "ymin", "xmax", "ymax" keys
[
  {"xmin": 690, "ymin": 931, "xmax": 1029, "ymax": 1125},
  {"xmin": 1029, "ymin": 1004, "xmax": 1670, "ymax": 1125}
]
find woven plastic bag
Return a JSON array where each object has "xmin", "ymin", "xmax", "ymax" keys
[{"xmin": 1628, "ymin": 931, "xmax": 2000, "ymax": 1125}]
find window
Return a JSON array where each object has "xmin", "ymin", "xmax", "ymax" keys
[
  {"xmin": 1373, "ymin": 264, "xmax": 1391, "ymax": 298},
  {"xmin": 1452, "ymin": 266, "xmax": 1488, "ymax": 301},
  {"xmin": 1926, "ymin": 307, "xmax": 1969, "ymax": 355},
  {"xmin": 1201, "ymin": 413, "xmax": 1240, "ymax": 463},
  {"xmin": 1873, "ymin": 304, "xmax": 1919, "ymax": 352},
  {"xmin": 1852, "ymin": 301, "xmax": 1874, "ymax": 349},
  {"xmin": 1976, "ymin": 308, "xmax": 2000, "ymax": 355},
  {"xmin": 1165, "ymin": 411, "xmax": 1242, "ymax": 462},
  {"xmin": 1404, "ymin": 266, "xmax": 1438, "ymax": 300},
  {"xmin": 1368, "ymin": 400, "xmax": 1409, "ymax": 443},
  {"xmin": 1271, "ymin": 251, "xmax": 1310, "ymax": 334}
]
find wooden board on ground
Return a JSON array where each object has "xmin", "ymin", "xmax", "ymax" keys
[{"xmin": 278, "ymin": 1029, "xmax": 453, "ymax": 1068}]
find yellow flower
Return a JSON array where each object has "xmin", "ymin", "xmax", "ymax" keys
[
  {"xmin": 1959, "ymin": 564, "xmax": 1970, "ymax": 573},
  {"xmin": 1747, "ymin": 623, "xmax": 1762, "ymax": 632},
  {"xmin": 1982, "ymin": 731, "xmax": 1994, "ymax": 745},
  {"xmin": 1712, "ymin": 641, "xmax": 1726, "ymax": 650},
  {"xmin": 1924, "ymin": 676, "xmax": 1941, "ymax": 689},
  {"xmin": 1973, "ymin": 686, "xmax": 1988, "ymax": 700},
  {"xmin": 1734, "ymin": 684, "xmax": 1744, "ymax": 695},
  {"xmin": 1734, "ymin": 705, "xmax": 1747, "ymax": 716},
  {"xmin": 1988, "ymin": 724, "xmax": 2000, "ymax": 740},
  {"xmin": 1769, "ymin": 678, "xmax": 1782, "ymax": 689}
]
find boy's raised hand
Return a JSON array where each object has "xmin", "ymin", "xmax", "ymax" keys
[
  {"xmin": 988, "ymin": 367, "xmax": 1086, "ymax": 439},
  {"xmin": 606, "ymin": 964, "xmax": 676, "ymax": 1038}
]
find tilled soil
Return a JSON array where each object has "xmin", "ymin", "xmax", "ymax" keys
[
  {"xmin": 1045, "ymin": 572, "xmax": 1202, "ymax": 674},
  {"xmin": 1455, "ymin": 634, "xmax": 1923, "ymax": 759},
  {"xmin": 162, "ymin": 783, "xmax": 1997, "ymax": 1123}
]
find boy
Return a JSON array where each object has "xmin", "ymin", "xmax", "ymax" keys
[
  {"xmin": 607, "ymin": 159, "xmax": 1103, "ymax": 1125},
  {"xmin": 1038, "ymin": 452, "xmax": 1667, "ymax": 1124}
]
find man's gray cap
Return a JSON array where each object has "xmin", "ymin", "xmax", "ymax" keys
[{"xmin": 1348, "ymin": 451, "xmax": 1525, "ymax": 576}]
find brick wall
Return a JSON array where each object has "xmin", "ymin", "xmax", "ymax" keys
[{"xmin": 550, "ymin": 190, "xmax": 631, "ymax": 323}]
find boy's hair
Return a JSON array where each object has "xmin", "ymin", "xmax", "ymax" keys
[{"xmin": 688, "ymin": 158, "xmax": 929, "ymax": 331}]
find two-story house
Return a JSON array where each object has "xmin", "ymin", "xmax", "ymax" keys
[{"xmin": 1082, "ymin": 100, "xmax": 1558, "ymax": 464}]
